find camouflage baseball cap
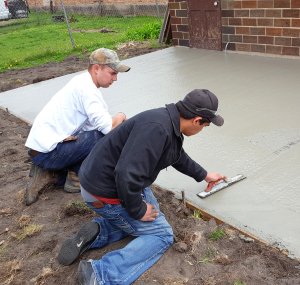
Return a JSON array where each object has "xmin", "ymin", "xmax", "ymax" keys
[{"xmin": 89, "ymin": 48, "xmax": 130, "ymax": 72}]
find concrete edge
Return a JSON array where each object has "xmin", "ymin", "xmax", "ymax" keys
[{"xmin": 184, "ymin": 199, "xmax": 299, "ymax": 261}]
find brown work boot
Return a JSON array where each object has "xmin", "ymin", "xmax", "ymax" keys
[
  {"xmin": 25, "ymin": 164, "xmax": 57, "ymax": 206},
  {"xmin": 64, "ymin": 171, "xmax": 81, "ymax": 193}
]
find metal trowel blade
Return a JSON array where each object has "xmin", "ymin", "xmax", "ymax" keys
[{"xmin": 197, "ymin": 174, "xmax": 246, "ymax": 199}]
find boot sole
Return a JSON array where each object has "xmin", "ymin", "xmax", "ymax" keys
[{"xmin": 57, "ymin": 222, "xmax": 99, "ymax": 266}]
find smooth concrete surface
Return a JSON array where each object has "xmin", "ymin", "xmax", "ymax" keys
[{"xmin": 1, "ymin": 47, "xmax": 300, "ymax": 258}]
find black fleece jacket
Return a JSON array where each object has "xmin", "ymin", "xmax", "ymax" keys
[{"xmin": 79, "ymin": 104, "xmax": 207, "ymax": 219}]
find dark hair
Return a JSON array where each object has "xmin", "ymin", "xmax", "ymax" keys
[{"xmin": 175, "ymin": 101, "xmax": 198, "ymax": 119}]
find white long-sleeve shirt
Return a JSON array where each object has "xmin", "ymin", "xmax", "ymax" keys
[{"xmin": 25, "ymin": 71, "xmax": 112, "ymax": 152}]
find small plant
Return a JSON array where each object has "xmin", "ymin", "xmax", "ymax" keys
[
  {"xmin": 209, "ymin": 228, "xmax": 225, "ymax": 241},
  {"xmin": 193, "ymin": 209, "xmax": 203, "ymax": 219},
  {"xmin": 64, "ymin": 200, "xmax": 93, "ymax": 216},
  {"xmin": 233, "ymin": 280, "xmax": 246, "ymax": 285},
  {"xmin": 16, "ymin": 224, "xmax": 43, "ymax": 241},
  {"xmin": 198, "ymin": 247, "xmax": 217, "ymax": 264}
]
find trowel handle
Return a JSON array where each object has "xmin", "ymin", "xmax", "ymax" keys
[{"xmin": 205, "ymin": 178, "xmax": 225, "ymax": 192}]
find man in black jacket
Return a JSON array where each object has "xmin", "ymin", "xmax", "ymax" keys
[{"xmin": 58, "ymin": 89, "xmax": 226, "ymax": 285}]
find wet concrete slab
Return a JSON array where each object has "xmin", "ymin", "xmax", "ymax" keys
[{"xmin": 1, "ymin": 47, "xmax": 300, "ymax": 258}]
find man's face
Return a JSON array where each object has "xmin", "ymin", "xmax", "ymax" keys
[
  {"xmin": 182, "ymin": 117, "xmax": 210, "ymax": 136},
  {"xmin": 93, "ymin": 65, "xmax": 118, "ymax": 88}
]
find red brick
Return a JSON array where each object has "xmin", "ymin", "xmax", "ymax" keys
[
  {"xmin": 274, "ymin": 19, "xmax": 291, "ymax": 27},
  {"xmin": 171, "ymin": 24, "xmax": 178, "ymax": 32},
  {"xmin": 180, "ymin": 2, "xmax": 187, "ymax": 9},
  {"xmin": 228, "ymin": 1, "xmax": 242, "ymax": 9},
  {"xmin": 275, "ymin": 37, "xmax": 292, "ymax": 46},
  {"xmin": 229, "ymin": 35, "xmax": 243, "ymax": 42},
  {"xmin": 266, "ymin": 27, "xmax": 283, "ymax": 36},
  {"xmin": 251, "ymin": 44, "xmax": 266, "ymax": 52},
  {"xmin": 236, "ymin": 27, "xmax": 251, "ymax": 34},
  {"xmin": 282, "ymin": 9, "xmax": 300, "ymax": 18},
  {"xmin": 291, "ymin": 0, "xmax": 300, "ymax": 8},
  {"xmin": 181, "ymin": 18, "xmax": 189, "ymax": 25},
  {"xmin": 250, "ymin": 9, "xmax": 265, "ymax": 17},
  {"xmin": 292, "ymin": 19, "xmax": 300, "ymax": 27},
  {"xmin": 243, "ymin": 35, "xmax": 258, "ymax": 43},
  {"xmin": 243, "ymin": 18, "xmax": 257, "ymax": 26},
  {"xmin": 235, "ymin": 10, "xmax": 250, "ymax": 17},
  {"xmin": 266, "ymin": 9, "xmax": 282, "ymax": 17},
  {"xmin": 183, "ymin": 32, "xmax": 190, "ymax": 40},
  {"xmin": 282, "ymin": 46, "xmax": 300, "ymax": 55},
  {"xmin": 242, "ymin": 1, "xmax": 258, "ymax": 8},
  {"xmin": 236, "ymin": 43, "xmax": 251, "ymax": 51},
  {"xmin": 266, "ymin": 45, "xmax": 282, "ymax": 54},
  {"xmin": 171, "ymin": 17, "xmax": 182, "ymax": 25},
  {"xmin": 257, "ymin": 18, "xmax": 274, "ymax": 26},
  {"xmin": 274, "ymin": 0, "xmax": 290, "ymax": 8},
  {"xmin": 250, "ymin": 27, "xmax": 266, "ymax": 35},
  {"xmin": 172, "ymin": 31, "xmax": 183, "ymax": 38},
  {"xmin": 258, "ymin": 36, "xmax": 274, "ymax": 44},
  {"xmin": 222, "ymin": 18, "xmax": 229, "ymax": 25},
  {"xmin": 292, "ymin": 38, "xmax": 300, "ymax": 46},
  {"xmin": 169, "ymin": 3, "xmax": 180, "ymax": 9},
  {"xmin": 229, "ymin": 18, "xmax": 242, "ymax": 25},
  {"xmin": 282, "ymin": 28, "xmax": 300, "ymax": 37},
  {"xmin": 257, "ymin": 0, "xmax": 274, "ymax": 8}
]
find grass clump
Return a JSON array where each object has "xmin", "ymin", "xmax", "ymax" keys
[
  {"xmin": 64, "ymin": 200, "xmax": 93, "ymax": 216},
  {"xmin": 16, "ymin": 224, "xmax": 43, "ymax": 241},
  {"xmin": 209, "ymin": 228, "xmax": 225, "ymax": 241},
  {"xmin": 233, "ymin": 281, "xmax": 247, "ymax": 285}
]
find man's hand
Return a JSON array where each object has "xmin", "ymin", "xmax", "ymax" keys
[
  {"xmin": 63, "ymin": 135, "xmax": 78, "ymax": 142},
  {"xmin": 204, "ymin": 172, "xmax": 227, "ymax": 192},
  {"xmin": 112, "ymin": 112, "xmax": 127, "ymax": 129},
  {"xmin": 140, "ymin": 203, "xmax": 159, "ymax": 222}
]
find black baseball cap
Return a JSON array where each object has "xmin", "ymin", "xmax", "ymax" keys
[{"xmin": 180, "ymin": 89, "xmax": 224, "ymax": 126}]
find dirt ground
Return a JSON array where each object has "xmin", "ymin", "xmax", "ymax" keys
[{"xmin": 0, "ymin": 42, "xmax": 300, "ymax": 285}]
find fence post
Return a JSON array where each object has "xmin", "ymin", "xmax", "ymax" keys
[{"xmin": 60, "ymin": 0, "xmax": 75, "ymax": 48}]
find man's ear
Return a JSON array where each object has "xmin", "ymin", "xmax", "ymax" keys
[{"xmin": 192, "ymin": 116, "xmax": 202, "ymax": 125}]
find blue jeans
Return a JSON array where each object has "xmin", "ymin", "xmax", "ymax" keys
[
  {"xmin": 32, "ymin": 130, "xmax": 104, "ymax": 174},
  {"xmin": 85, "ymin": 187, "xmax": 174, "ymax": 285}
]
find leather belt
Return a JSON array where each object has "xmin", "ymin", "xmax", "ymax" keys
[
  {"xmin": 91, "ymin": 194, "xmax": 121, "ymax": 208},
  {"xmin": 28, "ymin": 149, "xmax": 41, "ymax": 157}
]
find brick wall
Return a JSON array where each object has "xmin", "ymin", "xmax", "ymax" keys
[
  {"xmin": 168, "ymin": 0, "xmax": 189, "ymax": 46},
  {"xmin": 168, "ymin": 0, "xmax": 300, "ymax": 57},
  {"xmin": 222, "ymin": 0, "xmax": 300, "ymax": 56}
]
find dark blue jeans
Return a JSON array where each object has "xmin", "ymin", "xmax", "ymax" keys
[{"xmin": 31, "ymin": 130, "xmax": 104, "ymax": 183}]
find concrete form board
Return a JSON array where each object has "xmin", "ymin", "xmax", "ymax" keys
[{"xmin": 0, "ymin": 47, "xmax": 299, "ymax": 258}]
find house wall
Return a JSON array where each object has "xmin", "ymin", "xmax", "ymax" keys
[{"xmin": 168, "ymin": 0, "xmax": 300, "ymax": 57}]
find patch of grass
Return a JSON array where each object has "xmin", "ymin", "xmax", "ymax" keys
[
  {"xmin": 209, "ymin": 228, "xmax": 225, "ymax": 241},
  {"xmin": 233, "ymin": 281, "xmax": 246, "ymax": 285},
  {"xmin": 197, "ymin": 247, "xmax": 217, "ymax": 264},
  {"xmin": 0, "ymin": 12, "xmax": 163, "ymax": 72},
  {"xmin": 64, "ymin": 200, "xmax": 93, "ymax": 216},
  {"xmin": 193, "ymin": 210, "xmax": 203, "ymax": 219},
  {"xmin": 16, "ymin": 224, "xmax": 43, "ymax": 241}
]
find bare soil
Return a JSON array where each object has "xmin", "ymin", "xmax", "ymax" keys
[{"xmin": 0, "ymin": 42, "xmax": 299, "ymax": 285}]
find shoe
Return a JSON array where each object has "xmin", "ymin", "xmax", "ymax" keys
[
  {"xmin": 25, "ymin": 164, "xmax": 57, "ymax": 206},
  {"xmin": 64, "ymin": 171, "xmax": 81, "ymax": 193},
  {"xmin": 78, "ymin": 260, "xmax": 98, "ymax": 285},
  {"xmin": 57, "ymin": 221, "xmax": 100, "ymax": 266}
]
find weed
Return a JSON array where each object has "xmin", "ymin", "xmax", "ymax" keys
[
  {"xmin": 209, "ymin": 228, "xmax": 225, "ymax": 241},
  {"xmin": 198, "ymin": 247, "xmax": 217, "ymax": 264},
  {"xmin": 193, "ymin": 210, "xmax": 203, "ymax": 219},
  {"xmin": 16, "ymin": 224, "xmax": 43, "ymax": 241},
  {"xmin": 64, "ymin": 200, "xmax": 93, "ymax": 216},
  {"xmin": 233, "ymin": 280, "xmax": 246, "ymax": 285}
]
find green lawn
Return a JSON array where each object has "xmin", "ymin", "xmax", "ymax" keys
[{"xmin": 0, "ymin": 13, "xmax": 162, "ymax": 72}]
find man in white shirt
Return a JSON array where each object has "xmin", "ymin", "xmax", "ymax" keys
[{"xmin": 25, "ymin": 48, "xmax": 130, "ymax": 206}]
